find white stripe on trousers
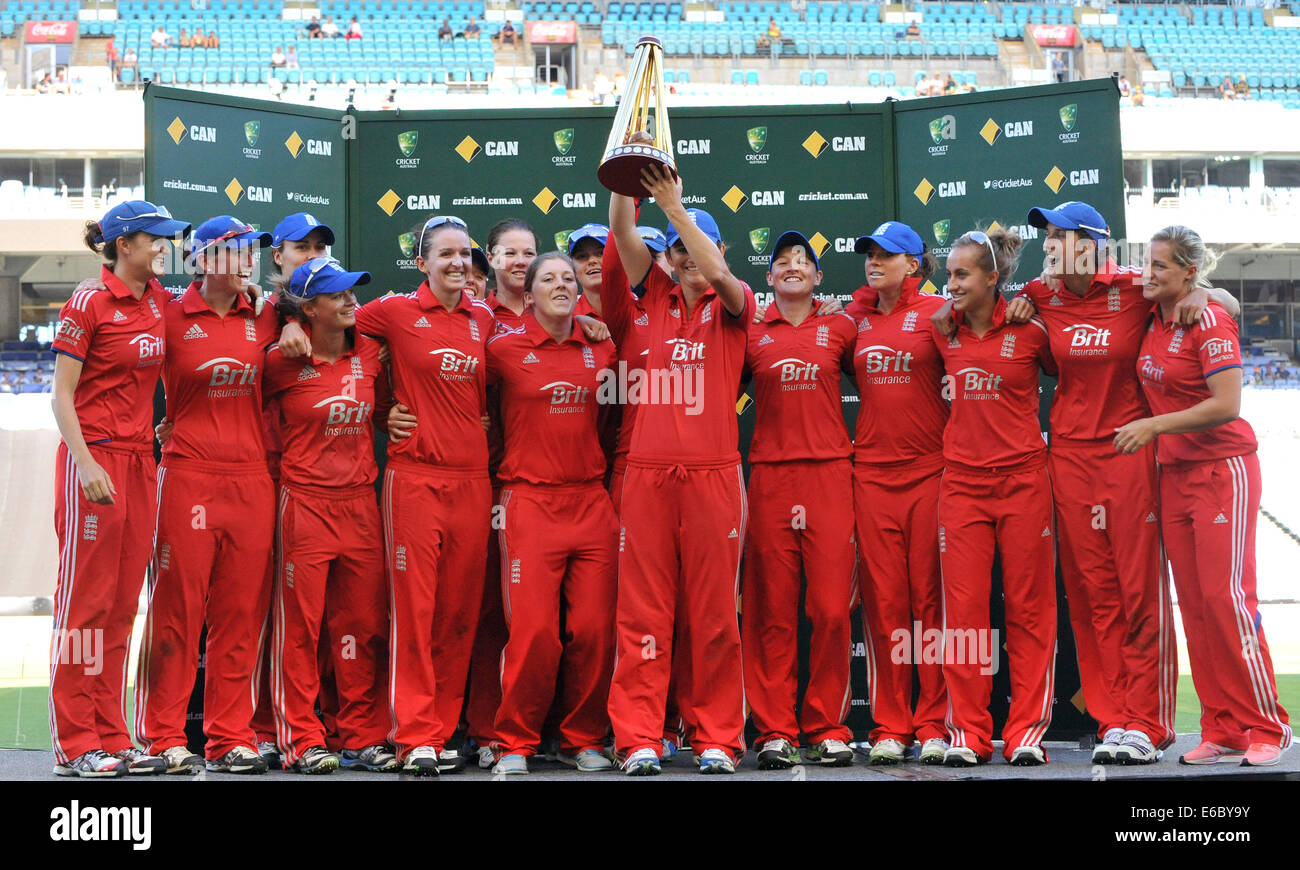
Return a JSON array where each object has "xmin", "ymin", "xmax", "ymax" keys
[
  {"xmin": 270, "ymin": 485, "xmax": 295, "ymax": 763},
  {"xmin": 49, "ymin": 447, "xmax": 81, "ymax": 764},
  {"xmin": 382, "ymin": 468, "xmax": 401, "ymax": 751},
  {"xmin": 134, "ymin": 465, "xmax": 167, "ymax": 750}
]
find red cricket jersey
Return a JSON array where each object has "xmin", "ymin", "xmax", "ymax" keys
[
  {"xmin": 161, "ymin": 283, "xmax": 279, "ymax": 462},
  {"xmin": 486, "ymin": 312, "xmax": 616, "ymax": 485},
  {"xmin": 484, "ymin": 292, "xmax": 526, "ymax": 479},
  {"xmin": 850, "ymin": 277, "xmax": 950, "ymax": 465},
  {"xmin": 744, "ymin": 300, "xmax": 855, "ymax": 464},
  {"xmin": 1137, "ymin": 302, "xmax": 1256, "ymax": 464},
  {"xmin": 597, "ymin": 234, "xmax": 650, "ymax": 470},
  {"xmin": 262, "ymin": 333, "xmax": 388, "ymax": 489},
  {"xmin": 603, "ymin": 248, "xmax": 755, "ymax": 467},
  {"xmin": 355, "ymin": 282, "xmax": 495, "ymax": 473},
  {"xmin": 1017, "ymin": 264, "xmax": 1151, "ymax": 442},
  {"xmin": 51, "ymin": 265, "xmax": 168, "ymax": 446},
  {"xmin": 935, "ymin": 297, "xmax": 1055, "ymax": 469}
]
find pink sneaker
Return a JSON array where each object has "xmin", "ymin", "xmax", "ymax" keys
[
  {"xmin": 1178, "ymin": 741, "xmax": 1245, "ymax": 765},
  {"xmin": 1240, "ymin": 742, "xmax": 1284, "ymax": 767}
]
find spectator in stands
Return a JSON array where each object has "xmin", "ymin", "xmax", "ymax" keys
[
  {"xmin": 1220, "ymin": 75, "xmax": 1236, "ymax": 99},
  {"xmin": 121, "ymin": 49, "xmax": 138, "ymax": 78},
  {"xmin": 497, "ymin": 19, "xmax": 517, "ymax": 47},
  {"xmin": 105, "ymin": 37, "xmax": 119, "ymax": 76},
  {"xmin": 36, "ymin": 72, "xmax": 53, "ymax": 93},
  {"xmin": 465, "ymin": 17, "xmax": 481, "ymax": 38},
  {"xmin": 206, "ymin": 29, "xmax": 220, "ymax": 49},
  {"xmin": 151, "ymin": 26, "xmax": 171, "ymax": 49},
  {"xmin": 1117, "ymin": 74, "xmax": 1132, "ymax": 97},
  {"xmin": 906, "ymin": 20, "xmax": 921, "ymax": 38},
  {"xmin": 178, "ymin": 28, "xmax": 192, "ymax": 48},
  {"xmin": 271, "ymin": 46, "xmax": 287, "ymax": 68},
  {"xmin": 1052, "ymin": 53, "xmax": 1066, "ymax": 83},
  {"xmin": 286, "ymin": 45, "xmax": 299, "ymax": 70},
  {"xmin": 1131, "ymin": 84, "xmax": 1146, "ymax": 107},
  {"xmin": 322, "ymin": 16, "xmax": 340, "ymax": 38},
  {"xmin": 193, "ymin": 27, "xmax": 207, "ymax": 48},
  {"xmin": 439, "ymin": 19, "xmax": 454, "ymax": 41},
  {"xmin": 944, "ymin": 73, "xmax": 959, "ymax": 95},
  {"xmin": 347, "ymin": 16, "xmax": 363, "ymax": 40},
  {"xmin": 306, "ymin": 16, "xmax": 321, "ymax": 39},
  {"xmin": 1235, "ymin": 75, "xmax": 1250, "ymax": 100}
]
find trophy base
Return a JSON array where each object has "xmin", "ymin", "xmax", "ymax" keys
[{"xmin": 598, "ymin": 146, "xmax": 678, "ymax": 197}]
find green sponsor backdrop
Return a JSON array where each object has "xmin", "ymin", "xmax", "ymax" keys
[
  {"xmin": 144, "ymin": 79, "xmax": 1122, "ymax": 743},
  {"xmin": 144, "ymin": 86, "xmax": 349, "ymax": 295}
]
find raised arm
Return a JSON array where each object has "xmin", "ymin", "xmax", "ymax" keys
[{"xmin": 609, "ymin": 191, "xmax": 651, "ymax": 294}]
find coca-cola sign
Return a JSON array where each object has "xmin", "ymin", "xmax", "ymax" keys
[
  {"xmin": 1029, "ymin": 24, "xmax": 1077, "ymax": 47},
  {"xmin": 25, "ymin": 21, "xmax": 77, "ymax": 43},
  {"xmin": 525, "ymin": 20, "xmax": 578, "ymax": 44}
]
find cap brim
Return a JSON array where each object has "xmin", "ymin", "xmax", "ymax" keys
[
  {"xmin": 1026, "ymin": 206, "xmax": 1063, "ymax": 230},
  {"xmin": 855, "ymin": 235, "xmax": 906, "ymax": 254},
  {"xmin": 140, "ymin": 218, "xmax": 192, "ymax": 238},
  {"xmin": 642, "ymin": 239, "xmax": 667, "ymax": 252},
  {"xmin": 279, "ymin": 225, "xmax": 336, "ymax": 246},
  {"xmin": 470, "ymin": 250, "xmax": 490, "ymax": 272},
  {"xmin": 770, "ymin": 231, "xmax": 819, "ymax": 269},
  {"xmin": 567, "ymin": 232, "xmax": 607, "ymax": 254}
]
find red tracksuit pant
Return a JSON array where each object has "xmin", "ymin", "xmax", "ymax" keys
[
  {"xmin": 854, "ymin": 457, "xmax": 948, "ymax": 745},
  {"xmin": 135, "ymin": 458, "xmax": 274, "ymax": 760},
  {"xmin": 463, "ymin": 484, "xmax": 508, "ymax": 746},
  {"xmin": 608, "ymin": 461, "xmax": 748, "ymax": 761},
  {"xmin": 492, "ymin": 482, "xmax": 619, "ymax": 756},
  {"xmin": 1161, "ymin": 453, "xmax": 1291, "ymax": 749},
  {"xmin": 939, "ymin": 463, "xmax": 1057, "ymax": 761},
  {"xmin": 50, "ymin": 442, "xmax": 155, "ymax": 763},
  {"xmin": 382, "ymin": 460, "xmax": 491, "ymax": 759},
  {"xmin": 1051, "ymin": 439, "xmax": 1177, "ymax": 748},
  {"xmin": 743, "ymin": 459, "xmax": 856, "ymax": 745},
  {"xmin": 271, "ymin": 484, "xmax": 390, "ymax": 764}
]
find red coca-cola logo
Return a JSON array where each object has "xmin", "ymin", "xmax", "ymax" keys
[
  {"xmin": 1029, "ymin": 24, "xmax": 1076, "ymax": 47},
  {"xmin": 525, "ymin": 20, "xmax": 577, "ymax": 43},
  {"xmin": 26, "ymin": 20, "xmax": 77, "ymax": 43}
]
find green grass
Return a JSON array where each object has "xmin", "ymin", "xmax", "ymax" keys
[{"xmin": 3, "ymin": 677, "xmax": 1297, "ymax": 752}]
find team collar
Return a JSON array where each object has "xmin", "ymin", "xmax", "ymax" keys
[
  {"xmin": 100, "ymin": 264, "xmax": 162, "ymax": 301},
  {"xmin": 181, "ymin": 281, "xmax": 255, "ymax": 316},
  {"xmin": 954, "ymin": 292, "xmax": 1009, "ymax": 333},
  {"xmin": 416, "ymin": 280, "xmax": 473, "ymax": 314},
  {"xmin": 522, "ymin": 310, "xmax": 588, "ymax": 347},
  {"xmin": 763, "ymin": 297, "xmax": 824, "ymax": 324},
  {"xmin": 295, "ymin": 322, "xmax": 360, "ymax": 365},
  {"xmin": 853, "ymin": 275, "xmax": 923, "ymax": 315}
]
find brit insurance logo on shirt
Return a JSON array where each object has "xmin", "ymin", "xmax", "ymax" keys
[
  {"xmin": 1062, "ymin": 323, "xmax": 1112, "ymax": 356},
  {"xmin": 540, "ymin": 380, "xmax": 591, "ymax": 415},
  {"xmin": 1204, "ymin": 337, "xmax": 1236, "ymax": 367},
  {"xmin": 429, "ymin": 347, "xmax": 480, "ymax": 381},
  {"xmin": 129, "ymin": 333, "xmax": 165, "ymax": 367},
  {"xmin": 856, "ymin": 344, "xmax": 914, "ymax": 383},
  {"xmin": 769, "ymin": 357, "xmax": 821, "ymax": 391},
  {"xmin": 196, "ymin": 356, "xmax": 258, "ymax": 398},
  {"xmin": 1138, "ymin": 353, "xmax": 1165, "ymax": 387},
  {"xmin": 948, "ymin": 366, "xmax": 1004, "ymax": 400},
  {"xmin": 315, "ymin": 393, "xmax": 374, "ymax": 435}
]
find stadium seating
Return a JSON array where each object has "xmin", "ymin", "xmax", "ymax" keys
[{"xmin": 0, "ymin": 342, "xmax": 55, "ymax": 394}]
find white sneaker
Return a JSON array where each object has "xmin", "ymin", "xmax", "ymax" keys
[
  {"xmin": 401, "ymin": 745, "xmax": 441, "ymax": 777},
  {"xmin": 206, "ymin": 745, "xmax": 269, "ymax": 774},
  {"xmin": 558, "ymin": 749, "xmax": 613, "ymax": 771},
  {"xmin": 623, "ymin": 747, "xmax": 661, "ymax": 776},
  {"xmin": 1009, "ymin": 745, "xmax": 1046, "ymax": 766},
  {"xmin": 943, "ymin": 746, "xmax": 983, "ymax": 767},
  {"xmin": 113, "ymin": 747, "xmax": 167, "ymax": 775},
  {"xmin": 1113, "ymin": 730, "xmax": 1161, "ymax": 765},
  {"xmin": 437, "ymin": 747, "xmax": 467, "ymax": 773},
  {"xmin": 698, "ymin": 748, "xmax": 735, "ymax": 774},
  {"xmin": 919, "ymin": 738, "xmax": 950, "ymax": 765},
  {"xmin": 159, "ymin": 744, "xmax": 202, "ymax": 775},
  {"xmin": 492, "ymin": 753, "xmax": 529, "ymax": 775},
  {"xmin": 868, "ymin": 738, "xmax": 906, "ymax": 765},
  {"xmin": 1092, "ymin": 727, "xmax": 1126, "ymax": 764},
  {"xmin": 808, "ymin": 738, "xmax": 854, "ymax": 766},
  {"xmin": 477, "ymin": 745, "xmax": 496, "ymax": 770}
]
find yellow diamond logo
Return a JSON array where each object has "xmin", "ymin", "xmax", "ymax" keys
[
  {"xmin": 987, "ymin": 220, "xmax": 1002, "ymax": 234},
  {"xmin": 376, "ymin": 188, "xmax": 403, "ymax": 216},
  {"xmin": 920, "ymin": 279, "xmax": 940, "ymax": 295},
  {"xmin": 808, "ymin": 232, "xmax": 830, "ymax": 258},
  {"xmin": 532, "ymin": 187, "xmax": 559, "ymax": 214},
  {"xmin": 721, "ymin": 185, "xmax": 748, "ymax": 213},
  {"xmin": 980, "ymin": 118, "xmax": 1001, "ymax": 146},
  {"xmin": 167, "ymin": 117, "xmax": 187, "ymax": 145},
  {"xmin": 284, "ymin": 131, "xmax": 304, "ymax": 158},
  {"xmin": 455, "ymin": 135, "xmax": 482, "ymax": 163},
  {"xmin": 802, "ymin": 130, "xmax": 828, "ymax": 158},
  {"xmin": 913, "ymin": 178, "xmax": 935, "ymax": 205},
  {"xmin": 224, "ymin": 178, "xmax": 244, "ymax": 206},
  {"xmin": 1045, "ymin": 166, "xmax": 1066, "ymax": 194}
]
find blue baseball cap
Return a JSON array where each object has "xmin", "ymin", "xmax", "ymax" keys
[
  {"xmin": 769, "ymin": 230, "xmax": 821, "ymax": 271},
  {"xmin": 1027, "ymin": 201, "xmax": 1110, "ymax": 243},
  {"xmin": 566, "ymin": 222, "xmax": 609, "ymax": 255},
  {"xmin": 188, "ymin": 215, "xmax": 272, "ymax": 264},
  {"xmin": 97, "ymin": 200, "xmax": 191, "ymax": 244},
  {"xmin": 289, "ymin": 256, "xmax": 371, "ymax": 299},
  {"xmin": 637, "ymin": 225, "xmax": 668, "ymax": 252},
  {"xmin": 271, "ymin": 212, "xmax": 336, "ymax": 247},
  {"xmin": 854, "ymin": 221, "xmax": 925, "ymax": 255},
  {"xmin": 665, "ymin": 209, "xmax": 722, "ymax": 247}
]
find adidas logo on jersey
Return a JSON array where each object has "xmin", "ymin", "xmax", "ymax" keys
[
  {"xmin": 413, "ymin": 316, "xmax": 432, "ymax": 328},
  {"xmin": 1146, "ymin": 512, "xmax": 1158, "ymax": 523},
  {"xmin": 1213, "ymin": 513, "xmax": 1229, "ymax": 524},
  {"xmin": 1049, "ymin": 294, "xmax": 1063, "ymax": 306},
  {"xmin": 183, "ymin": 324, "xmax": 208, "ymax": 340},
  {"xmin": 669, "ymin": 307, "xmax": 681, "ymax": 319},
  {"xmin": 635, "ymin": 313, "xmax": 649, "ymax": 327},
  {"xmin": 112, "ymin": 310, "xmax": 127, "ymax": 322},
  {"xmin": 858, "ymin": 315, "xmax": 871, "ymax": 332},
  {"xmin": 758, "ymin": 334, "xmax": 775, "ymax": 346},
  {"xmin": 521, "ymin": 352, "xmax": 540, "ymax": 364},
  {"xmin": 1041, "ymin": 526, "xmax": 1051, "ymax": 537},
  {"xmin": 728, "ymin": 528, "xmax": 739, "ymax": 539},
  {"xmin": 297, "ymin": 364, "xmax": 320, "ymax": 381}
]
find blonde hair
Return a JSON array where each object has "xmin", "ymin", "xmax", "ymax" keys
[
  {"xmin": 953, "ymin": 226, "xmax": 1024, "ymax": 293},
  {"xmin": 1150, "ymin": 225, "xmax": 1217, "ymax": 291}
]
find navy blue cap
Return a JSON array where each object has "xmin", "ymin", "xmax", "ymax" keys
[
  {"xmin": 1027, "ymin": 201, "xmax": 1109, "ymax": 243},
  {"xmin": 637, "ymin": 225, "xmax": 668, "ymax": 252},
  {"xmin": 566, "ymin": 222, "xmax": 609, "ymax": 255},
  {"xmin": 97, "ymin": 200, "xmax": 190, "ymax": 244},
  {"xmin": 272, "ymin": 212, "xmax": 336, "ymax": 247},
  {"xmin": 854, "ymin": 221, "xmax": 925, "ymax": 255},
  {"xmin": 665, "ymin": 209, "xmax": 722, "ymax": 247},
  {"xmin": 188, "ymin": 215, "xmax": 272, "ymax": 264},
  {"xmin": 470, "ymin": 246, "xmax": 490, "ymax": 275},
  {"xmin": 289, "ymin": 256, "xmax": 371, "ymax": 299},
  {"xmin": 768, "ymin": 230, "xmax": 821, "ymax": 271}
]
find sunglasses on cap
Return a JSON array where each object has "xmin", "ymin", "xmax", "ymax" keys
[
  {"xmin": 296, "ymin": 256, "xmax": 340, "ymax": 297},
  {"xmin": 422, "ymin": 215, "xmax": 468, "ymax": 233},
  {"xmin": 190, "ymin": 224, "xmax": 259, "ymax": 260}
]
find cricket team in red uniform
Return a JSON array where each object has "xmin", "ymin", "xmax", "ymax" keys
[{"xmin": 45, "ymin": 177, "xmax": 1291, "ymax": 777}]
